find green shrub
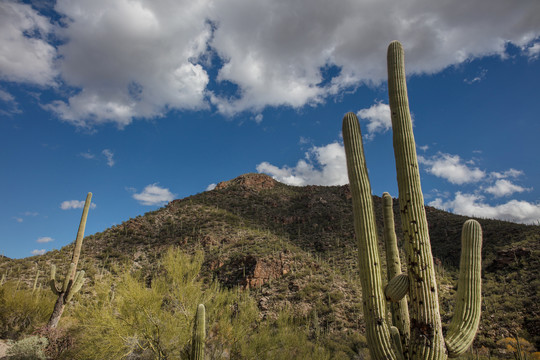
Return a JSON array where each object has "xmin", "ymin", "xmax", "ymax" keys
[
  {"xmin": 6, "ymin": 335, "xmax": 48, "ymax": 360},
  {"xmin": 70, "ymin": 248, "xmax": 328, "ymax": 360},
  {"xmin": 0, "ymin": 282, "xmax": 54, "ymax": 339}
]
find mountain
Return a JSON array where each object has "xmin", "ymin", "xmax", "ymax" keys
[{"xmin": 1, "ymin": 173, "xmax": 539, "ymax": 357}]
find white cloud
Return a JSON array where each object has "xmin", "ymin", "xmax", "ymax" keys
[
  {"xmin": 256, "ymin": 142, "xmax": 347, "ymax": 186},
  {"xmin": 133, "ymin": 184, "xmax": 176, "ymax": 205},
  {"xmin": 80, "ymin": 152, "xmax": 95, "ymax": 160},
  {"xmin": 102, "ymin": 149, "xmax": 115, "ymax": 167},
  {"xmin": 207, "ymin": 0, "xmax": 540, "ymax": 115},
  {"xmin": 490, "ymin": 168, "xmax": 523, "ymax": 179},
  {"xmin": 13, "ymin": 217, "xmax": 23, "ymax": 223},
  {"xmin": 0, "ymin": 1, "xmax": 57, "ymax": 86},
  {"xmin": 357, "ymin": 102, "xmax": 391, "ymax": 139},
  {"xmin": 418, "ymin": 153, "xmax": 485, "ymax": 185},
  {"xmin": 429, "ymin": 192, "xmax": 540, "ymax": 225},
  {"xmin": 46, "ymin": 0, "xmax": 212, "ymax": 127},
  {"xmin": 0, "ymin": 88, "xmax": 15, "ymax": 103},
  {"xmin": 31, "ymin": 249, "xmax": 46, "ymax": 256},
  {"xmin": 484, "ymin": 179, "xmax": 531, "ymax": 197},
  {"xmin": 2, "ymin": 0, "xmax": 540, "ymax": 124},
  {"xmin": 464, "ymin": 69, "xmax": 487, "ymax": 84},
  {"xmin": 60, "ymin": 200, "xmax": 97, "ymax": 210},
  {"xmin": 253, "ymin": 114, "xmax": 263, "ymax": 124},
  {"xmin": 525, "ymin": 42, "xmax": 540, "ymax": 59},
  {"xmin": 37, "ymin": 236, "xmax": 54, "ymax": 243},
  {"xmin": 206, "ymin": 183, "xmax": 217, "ymax": 191}
]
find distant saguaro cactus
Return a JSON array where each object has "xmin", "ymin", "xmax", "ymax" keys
[
  {"xmin": 191, "ymin": 304, "xmax": 206, "ymax": 360},
  {"xmin": 47, "ymin": 192, "xmax": 92, "ymax": 328},
  {"xmin": 342, "ymin": 41, "xmax": 482, "ymax": 360}
]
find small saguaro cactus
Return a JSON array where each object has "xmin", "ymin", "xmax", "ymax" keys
[
  {"xmin": 342, "ymin": 40, "xmax": 482, "ymax": 360},
  {"xmin": 191, "ymin": 304, "xmax": 206, "ymax": 360},
  {"xmin": 47, "ymin": 192, "xmax": 92, "ymax": 328}
]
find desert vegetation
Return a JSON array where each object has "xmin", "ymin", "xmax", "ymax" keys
[{"xmin": 0, "ymin": 41, "xmax": 538, "ymax": 359}]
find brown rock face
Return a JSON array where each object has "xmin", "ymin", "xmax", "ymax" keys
[
  {"xmin": 214, "ymin": 252, "xmax": 290, "ymax": 289},
  {"xmin": 215, "ymin": 173, "xmax": 277, "ymax": 192}
]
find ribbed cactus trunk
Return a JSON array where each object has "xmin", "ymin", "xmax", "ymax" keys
[
  {"xmin": 445, "ymin": 220, "xmax": 482, "ymax": 357},
  {"xmin": 343, "ymin": 113, "xmax": 399, "ymax": 360},
  {"xmin": 382, "ymin": 193, "xmax": 410, "ymax": 353},
  {"xmin": 47, "ymin": 192, "xmax": 91, "ymax": 328},
  {"xmin": 387, "ymin": 40, "xmax": 446, "ymax": 360},
  {"xmin": 191, "ymin": 304, "xmax": 206, "ymax": 360}
]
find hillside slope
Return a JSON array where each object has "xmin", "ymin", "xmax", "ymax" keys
[{"xmin": 1, "ymin": 173, "xmax": 539, "ymax": 357}]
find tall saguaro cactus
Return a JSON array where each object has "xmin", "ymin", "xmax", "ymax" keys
[
  {"xmin": 342, "ymin": 40, "xmax": 482, "ymax": 360},
  {"xmin": 191, "ymin": 304, "xmax": 206, "ymax": 360},
  {"xmin": 47, "ymin": 192, "xmax": 92, "ymax": 328}
]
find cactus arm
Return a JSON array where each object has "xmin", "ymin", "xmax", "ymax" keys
[
  {"xmin": 65, "ymin": 270, "xmax": 85, "ymax": 303},
  {"xmin": 385, "ymin": 274, "xmax": 410, "ymax": 302},
  {"xmin": 383, "ymin": 192, "xmax": 411, "ymax": 351},
  {"xmin": 190, "ymin": 304, "xmax": 206, "ymax": 360},
  {"xmin": 391, "ymin": 326, "xmax": 405, "ymax": 360},
  {"xmin": 343, "ymin": 112, "xmax": 399, "ymax": 360},
  {"xmin": 387, "ymin": 40, "xmax": 446, "ymax": 360},
  {"xmin": 49, "ymin": 265, "xmax": 60, "ymax": 296},
  {"xmin": 445, "ymin": 220, "xmax": 482, "ymax": 357},
  {"xmin": 62, "ymin": 263, "xmax": 75, "ymax": 293}
]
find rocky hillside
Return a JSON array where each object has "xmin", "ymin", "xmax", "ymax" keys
[{"xmin": 1, "ymin": 173, "xmax": 539, "ymax": 357}]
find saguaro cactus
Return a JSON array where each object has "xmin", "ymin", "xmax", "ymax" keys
[
  {"xmin": 342, "ymin": 40, "xmax": 482, "ymax": 360},
  {"xmin": 191, "ymin": 304, "xmax": 206, "ymax": 360},
  {"xmin": 47, "ymin": 192, "xmax": 92, "ymax": 328}
]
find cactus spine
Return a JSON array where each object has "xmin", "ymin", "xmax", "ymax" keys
[
  {"xmin": 191, "ymin": 304, "xmax": 206, "ymax": 360},
  {"xmin": 342, "ymin": 41, "xmax": 482, "ymax": 360},
  {"xmin": 47, "ymin": 192, "xmax": 92, "ymax": 328}
]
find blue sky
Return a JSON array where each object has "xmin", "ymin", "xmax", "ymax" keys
[{"xmin": 1, "ymin": 0, "xmax": 539, "ymax": 259}]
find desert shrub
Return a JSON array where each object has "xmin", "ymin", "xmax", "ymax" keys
[
  {"xmin": 34, "ymin": 325, "xmax": 75, "ymax": 360},
  {"xmin": 0, "ymin": 281, "xmax": 54, "ymax": 339},
  {"xmin": 70, "ymin": 247, "xmax": 328, "ymax": 360},
  {"xmin": 6, "ymin": 335, "xmax": 48, "ymax": 360}
]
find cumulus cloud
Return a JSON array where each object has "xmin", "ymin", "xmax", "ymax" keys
[
  {"xmin": 256, "ymin": 142, "xmax": 347, "ymax": 186},
  {"xmin": 60, "ymin": 199, "xmax": 97, "ymax": 210},
  {"xmin": 37, "ymin": 236, "xmax": 54, "ymax": 243},
  {"xmin": 206, "ymin": 183, "xmax": 217, "ymax": 191},
  {"xmin": 429, "ymin": 192, "xmax": 540, "ymax": 225},
  {"xmin": 484, "ymin": 179, "xmax": 531, "ymax": 197},
  {"xmin": 0, "ymin": 1, "xmax": 57, "ymax": 86},
  {"xmin": 357, "ymin": 102, "xmax": 391, "ymax": 139},
  {"xmin": 133, "ymin": 184, "xmax": 176, "ymax": 205},
  {"xmin": 418, "ymin": 153, "xmax": 485, "ymax": 184},
  {"xmin": 2, "ymin": 0, "xmax": 540, "ymax": 124},
  {"xmin": 102, "ymin": 149, "xmax": 115, "ymax": 167},
  {"xmin": 31, "ymin": 249, "xmax": 46, "ymax": 256},
  {"xmin": 207, "ymin": 0, "xmax": 540, "ymax": 115},
  {"xmin": 46, "ymin": 0, "xmax": 212, "ymax": 127}
]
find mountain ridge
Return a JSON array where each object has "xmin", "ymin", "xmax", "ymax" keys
[{"xmin": 1, "ymin": 173, "xmax": 538, "ymax": 357}]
